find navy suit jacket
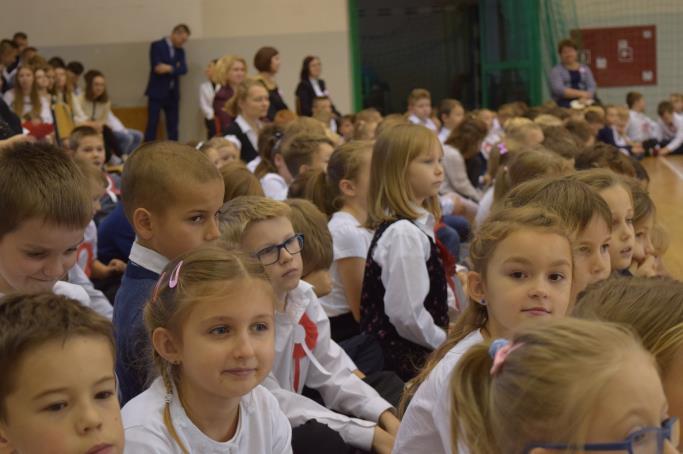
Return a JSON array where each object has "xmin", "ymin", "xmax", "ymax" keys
[{"xmin": 145, "ymin": 38, "xmax": 187, "ymax": 100}]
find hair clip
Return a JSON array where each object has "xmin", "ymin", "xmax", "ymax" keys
[
  {"xmin": 489, "ymin": 339, "xmax": 521, "ymax": 376},
  {"xmin": 168, "ymin": 261, "xmax": 183, "ymax": 289},
  {"xmin": 498, "ymin": 142, "xmax": 508, "ymax": 155},
  {"xmin": 151, "ymin": 271, "xmax": 167, "ymax": 303}
]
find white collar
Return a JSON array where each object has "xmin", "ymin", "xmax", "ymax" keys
[
  {"xmin": 412, "ymin": 205, "xmax": 436, "ymax": 238},
  {"xmin": 128, "ymin": 241, "xmax": 169, "ymax": 274},
  {"xmin": 235, "ymin": 115, "xmax": 254, "ymax": 134},
  {"xmin": 283, "ymin": 280, "xmax": 314, "ymax": 323}
]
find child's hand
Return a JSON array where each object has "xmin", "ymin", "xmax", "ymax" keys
[
  {"xmin": 108, "ymin": 259, "xmax": 127, "ymax": 274},
  {"xmin": 633, "ymin": 255, "xmax": 657, "ymax": 277},
  {"xmin": 378, "ymin": 409, "xmax": 401, "ymax": 436},
  {"xmin": 371, "ymin": 426, "xmax": 395, "ymax": 454}
]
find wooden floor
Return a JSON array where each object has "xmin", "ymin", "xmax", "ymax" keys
[{"xmin": 642, "ymin": 156, "xmax": 683, "ymax": 279}]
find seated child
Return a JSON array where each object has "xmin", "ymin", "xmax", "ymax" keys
[
  {"xmin": 254, "ymin": 124, "xmax": 291, "ymax": 200},
  {"xmin": 437, "ymin": 99, "xmax": 465, "ymax": 143},
  {"xmin": 584, "ymin": 106, "xmax": 605, "ymax": 137},
  {"xmin": 572, "ymin": 169, "xmax": 635, "ymax": 275},
  {"xmin": 312, "ymin": 96, "xmax": 338, "ymax": 133},
  {"xmin": 475, "ymin": 108, "xmax": 501, "ymax": 160},
  {"xmin": 69, "ymin": 125, "xmax": 120, "ymax": 223},
  {"xmin": 574, "ymin": 142, "xmax": 637, "ymax": 178},
  {"xmin": 502, "ymin": 176, "xmax": 613, "ymax": 296},
  {"xmin": 575, "ymin": 276, "xmax": 683, "ymax": 436},
  {"xmin": 625, "ymin": 179, "xmax": 656, "ymax": 277},
  {"xmin": 0, "ymin": 292, "xmax": 124, "ymax": 453},
  {"xmin": 285, "ymin": 198, "xmax": 334, "ymax": 298},
  {"xmin": 338, "ymin": 114, "xmax": 354, "ymax": 143},
  {"xmin": 441, "ymin": 117, "xmax": 488, "ymax": 202},
  {"xmin": 626, "ymin": 91, "xmax": 658, "ymax": 152},
  {"xmin": 199, "ymin": 136, "xmax": 240, "ymax": 168},
  {"xmin": 598, "ymin": 105, "xmax": 644, "ymax": 157},
  {"xmin": 450, "ymin": 318, "xmax": 674, "ymax": 452},
  {"xmin": 395, "ymin": 206, "xmax": 574, "ymax": 454},
  {"xmin": 282, "ymin": 132, "xmax": 334, "ymax": 187},
  {"xmin": 353, "ymin": 108, "xmax": 382, "ymax": 140},
  {"xmin": 220, "ymin": 196, "xmax": 399, "ymax": 454},
  {"xmin": 122, "ymin": 246, "xmax": 292, "ymax": 453},
  {"xmin": 73, "ymin": 158, "xmax": 126, "ymax": 282},
  {"xmin": 220, "ymin": 160, "xmax": 264, "ymax": 201},
  {"xmin": 565, "ymin": 118, "xmax": 596, "ymax": 146},
  {"xmin": 656, "ymin": 100, "xmax": 683, "ymax": 156},
  {"xmin": 0, "ymin": 141, "xmax": 112, "ymax": 318},
  {"xmin": 114, "ymin": 141, "xmax": 225, "ymax": 405},
  {"xmin": 406, "ymin": 89, "xmax": 437, "ymax": 131}
]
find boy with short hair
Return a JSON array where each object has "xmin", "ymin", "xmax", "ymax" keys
[
  {"xmin": 281, "ymin": 132, "xmax": 334, "ymax": 179},
  {"xmin": 220, "ymin": 196, "xmax": 399, "ymax": 453},
  {"xmin": 626, "ymin": 92, "xmax": 657, "ymax": 145},
  {"xmin": 0, "ymin": 142, "xmax": 111, "ymax": 318},
  {"xmin": 406, "ymin": 88, "xmax": 437, "ymax": 131},
  {"xmin": 69, "ymin": 125, "xmax": 119, "ymax": 222},
  {"xmin": 656, "ymin": 100, "xmax": 683, "ymax": 156},
  {"xmin": 437, "ymin": 98, "xmax": 464, "ymax": 143},
  {"xmin": 0, "ymin": 292, "xmax": 124, "ymax": 453},
  {"xmin": 114, "ymin": 141, "xmax": 224, "ymax": 404},
  {"xmin": 312, "ymin": 96, "xmax": 338, "ymax": 133}
]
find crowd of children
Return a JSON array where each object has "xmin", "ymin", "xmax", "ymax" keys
[{"xmin": 1, "ymin": 29, "xmax": 682, "ymax": 454}]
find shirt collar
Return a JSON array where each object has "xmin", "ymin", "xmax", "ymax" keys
[
  {"xmin": 165, "ymin": 37, "xmax": 174, "ymax": 49},
  {"xmin": 411, "ymin": 204, "xmax": 436, "ymax": 238},
  {"xmin": 128, "ymin": 241, "xmax": 169, "ymax": 275},
  {"xmin": 235, "ymin": 115, "xmax": 253, "ymax": 134}
]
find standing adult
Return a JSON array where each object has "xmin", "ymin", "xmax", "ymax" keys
[
  {"xmin": 295, "ymin": 55, "xmax": 340, "ymax": 117},
  {"xmin": 253, "ymin": 46, "xmax": 288, "ymax": 121},
  {"xmin": 212, "ymin": 55, "xmax": 247, "ymax": 133},
  {"xmin": 144, "ymin": 24, "xmax": 190, "ymax": 141},
  {"xmin": 221, "ymin": 78, "xmax": 269, "ymax": 163},
  {"xmin": 549, "ymin": 38, "xmax": 597, "ymax": 108}
]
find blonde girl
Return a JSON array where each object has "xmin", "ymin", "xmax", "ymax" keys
[
  {"xmin": 223, "ymin": 78, "xmax": 270, "ymax": 163},
  {"xmin": 572, "ymin": 169, "xmax": 635, "ymax": 273},
  {"xmin": 450, "ymin": 318, "xmax": 677, "ymax": 453},
  {"xmin": 360, "ymin": 123, "xmax": 449, "ymax": 381},
  {"xmin": 121, "ymin": 245, "xmax": 292, "ymax": 453},
  {"xmin": 626, "ymin": 179, "xmax": 657, "ymax": 277},
  {"xmin": 303, "ymin": 140, "xmax": 374, "ymax": 341},
  {"xmin": 212, "ymin": 55, "xmax": 248, "ymax": 132},
  {"xmin": 3, "ymin": 65, "xmax": 40, "ymax": 120},
  {"xmin": 395, "ymin": 206, "xmax": 574, "ymax": 454},
  {"xmin": 576, "ymin": 275, "xmax": 683, "ymax": 445}
]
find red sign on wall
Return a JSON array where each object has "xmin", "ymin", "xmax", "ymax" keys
[{"xmin": 571, "ymin": 25, "xmax": 657, "ymax": 87}]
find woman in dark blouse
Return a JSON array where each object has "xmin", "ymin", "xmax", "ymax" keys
[
  {"xmin": 212, "ymin": 55, "xmax": 247, "ymax": 132},
  {"xmin": 253, "ymin": 46, "xmax": 288, "ymax": 121},
  {"xmin": 295, "ymin": 55, "xmax": 340, "ymax": 117}
]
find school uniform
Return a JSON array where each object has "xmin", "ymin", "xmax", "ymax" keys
[
  {"xmin": 438, "ymin": 127, "xmax": 452, "ymax": 144},
  {"xmin": 360, "ymin": 208, "xmax": 450, "ymax": 380},
  {"xmin": 221, "ymin": 114, "xmax": 260, "ymax": 162},
  {"xmin": 441, "ymin": 144, "xmax": 483, "ymax": 202},
  {"xmin": 295, "ymin": 78, "xmax": 340, "ymax": 117},
  {"xmin": 66, "ymin": 265, "xmax": 114, "ymax": 319},
  {"xmin": 394, "ymin": 330, "xmax": 483, "ymax": 454},
  {"xmin": 597, "ymin": 126, "xmax": 632, "ymax": 156},
  {"xmin": 263, "ymin": 280, "xmax": 393, "ymax": 451},
  {"xmin": 320, "ymin": 211, "xmax": 373, "ymax": 342},
  {"xmin": 260, "ymin": 172, "xmax": 289, "ymax": 201},
  {"xmin": 113, "ymin": 242, "xmax": 169, "ymax": 405},
  {"xmin": 256, "ymin": 76, "xmax": 288, "ymax": 121},
  {"xmin": 656, "ymin": 116, "xmax": 683, "ymax": 154},
  {"xmin": 0, "ymin": 280, "xmax": 110, "ymax": 319},
  {"xmin": 123, "ymin": 378, "xmax": 292, "ymax": 453},
  {"xmin": 408, "ymin": 113, "xmax": 438, "ymax": 132}
]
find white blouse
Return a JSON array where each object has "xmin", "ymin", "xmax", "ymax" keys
[
  {"xmin": 319, "ymin": 211, "xmax": 373, "ymax": 317},
  {"xmin": 263, "ymin": 280, "xmax": 392, "ymax": 450},
  {"xmin": 123, "ymin": 378, "xmax": 292, "ymax": 454},
  {"xmin": 371, "ymin": 208, "xmax": 449, "ymax": 350},
  {"xmin": 260, "ymin": 172, "xmax": 289, "ymax": 201},
  {"xmin": 393, "ymin": 330, "xmax": 484, "ymax": 454}
]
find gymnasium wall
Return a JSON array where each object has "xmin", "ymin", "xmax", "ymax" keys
[
  {"xmin": 0, "ymin": 0, "xmax": 352, "ymax": 141},
  {"xmin": 573, "ymin": 0, "xmax": 683, "ymax": 116}
]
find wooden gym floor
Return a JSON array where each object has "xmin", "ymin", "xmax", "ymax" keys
[{"xmin": 643, "ymin": 156, "xmax": 683, "ymax": 279}]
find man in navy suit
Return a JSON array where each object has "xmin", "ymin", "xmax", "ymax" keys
[{"xmin": 144, "ymin": 24, "xmax": 190, "ymax": 141}]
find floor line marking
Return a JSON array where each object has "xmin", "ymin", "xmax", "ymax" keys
[{"xmin": 660, "ymin": 157, "xmax": 683, "ymax": 180}]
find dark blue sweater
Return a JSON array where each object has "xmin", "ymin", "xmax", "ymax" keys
[{"xmin": 113, "ymin": 261, "xmax": 159, "ymax": 405}]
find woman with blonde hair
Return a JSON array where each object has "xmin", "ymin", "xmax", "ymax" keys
[
  {"xmin": 222, "ymin": 78, "xmax": 269, "ymax": 163},
  {"xmin": 212, "ymin": 54, "xmax": 247, "ymax": 132}
]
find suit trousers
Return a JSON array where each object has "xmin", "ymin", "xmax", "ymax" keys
[{"xmin": 145, "ymin": 95, "xmax": 179, "ymax": 141}]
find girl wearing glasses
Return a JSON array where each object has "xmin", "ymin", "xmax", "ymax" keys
[{"xmin": 451, "ymin": 317, "xmax": 679, "ymax": 454}]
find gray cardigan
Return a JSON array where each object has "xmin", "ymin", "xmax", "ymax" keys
[{"xmin": 548, "ymin": 64, "xmax": 596, "ymax": 103}]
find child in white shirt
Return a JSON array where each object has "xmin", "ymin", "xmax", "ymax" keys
[
  {"xmin": 221, "ymin": 196, "xmax": 399, "ymax": 454},
  {"xmin": 407, "ymin": 88, "xmax": 438, "ymax": 131},
  {"xmin": 122, "ymin": 245, "xmax": 292, "ymax": 453}
]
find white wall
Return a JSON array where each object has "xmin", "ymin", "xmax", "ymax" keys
[
  {"xmin": 1, "ymin": 0, "xmax": 352, "ymax": 141},
  {"xmin": 574, "ymin": 0, "xmax": 683, "ymax": 116}
]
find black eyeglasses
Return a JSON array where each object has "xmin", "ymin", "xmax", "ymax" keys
[
  {"xmin": 525, "ymin": 417, "xmax": 679, "ymax": 454},
  {"xmin": 252, "ymin": 234, "xmax": 304, "ymax": 266}
]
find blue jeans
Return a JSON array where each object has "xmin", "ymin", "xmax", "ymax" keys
[{"xmin": 112, "ymin": 128, "xmax": 143, "ymax": 155}]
